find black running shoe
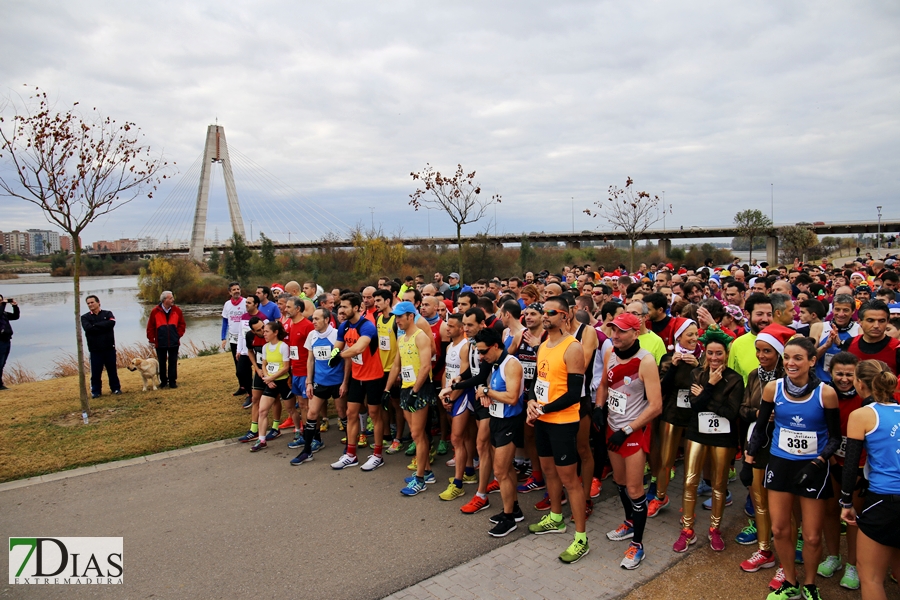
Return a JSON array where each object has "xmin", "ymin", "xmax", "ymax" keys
[
  {"xmin": 489, "ymin": 505, "xmax": 525, "ymax": 524},
  {"xmin": 488, "ymin": 516, "xmax": 518, "ymax": 537}
]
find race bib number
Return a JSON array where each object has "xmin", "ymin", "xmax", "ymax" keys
[
  {"xmin": 228, "ymin": 332, "xmax": 238, "ymax": 343},
  {"xmin": 266, "ymin": 363, "xmax": 279, "ymax": 375},
  {"xmin": 676, "ymin": 389, "xmax": 691, "ymax": 409},
  {"xmin": 471, "ymin": 363, "xmax": 480, "ymax": 376},
  {"xmin": 444, "ymin": 367, "xmax": 459, "ymax": 387},
  {"xmin": 835, "ymin": 436, "xmax": 847, "ymax": 458},
  {"xmin": 489, "ymin": 399, "xmax": 503, "ymax": 418},
  {"xmin": 698, "ymin": 411, "xmax": 731, "ymax": 434},
  {"xmin": 314, "ymin": 346, "xmax": 331, "ymax": 361},
  {"xmin": 523, "ymin": 363, "xmax": 536, "ymax": 380},
  {"xmin": 379, "ymin": 335, "xmax": 390, "ymax": 351},
  {"xmin": 401, "ymin": 365, "xmax": 416, "ymax": 384},
  {"xmin": 289, "ymin": 346, "xmax": 299, "ymax": 360},
  {"xmin": 608, "ymin": 388, "xmax": 627, "ymax": 416},
  {"xmin": 778, "ymin": 428, "xmax": 818, "ymax": 456},
  {"xmin": 255, "ymin": 352, "xmax": 263, "ymax": 365},
  {"xmin": 351, "ymin": 353, "xmax": 363, "ymax": 365},
  {"xmin": 535, "ymin": 379, "xmax": 549, "ymax": 403}
]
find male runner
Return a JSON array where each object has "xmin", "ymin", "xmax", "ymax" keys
[
  {"xmin": 374, "ymin": 289, "xmax": 404, "ymax": 453},
  {"xmin": 842, "ymin": 299, "xmax": 900, "ymax": 373},
  {"xmin": 516, "ymin": 303, "xmax": 548, "ymax": 495},
  {"xmin": 728, "ymin": 293, "xmax": 773, "ymax": 383},
  {"xmin": 284, "ymin": 297, "xmax": 314, "ymax": 449},
  {"xmin": 221, "ymin": 282, "xmax": 247, "ymax": 396}
]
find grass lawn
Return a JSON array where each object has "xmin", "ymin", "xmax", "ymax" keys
[{"xmin": 0, "ymin": 352, "xmax": 248, "ymax": 483}]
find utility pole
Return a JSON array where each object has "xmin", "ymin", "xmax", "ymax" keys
[
  {"xmin": 250, "ymin": 220, "xmax": 254, "ymax": 243},
  {"xmin": 571, "ymin": 197, "xmax": 574, "ymax": 233},
  {"xmin": 369, "ymin": 207, "xmax": 375, "ymax": 231},
  {"xmin": 877, "ymin": 205, "xmax": 883, "ymax": 257},
  {"xmin": 771, "ymin": 183, "xmax": 774, "ymax": 222}
]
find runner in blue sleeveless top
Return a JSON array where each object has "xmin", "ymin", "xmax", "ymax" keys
[{"xmin": 746, "ymin": 336, "xmax": 842, "ymax": 600}]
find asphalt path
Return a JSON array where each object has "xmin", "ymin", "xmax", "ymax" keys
[{"xmin": 1, "ymin": 428, "xmax": 575, "ymax": 599}]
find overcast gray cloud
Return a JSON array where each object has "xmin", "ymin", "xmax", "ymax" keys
[{"xmin": 1, "ymin": 1, "xmax": 898, "ymax": 244}]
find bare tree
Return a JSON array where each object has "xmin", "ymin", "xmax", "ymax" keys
[
  {"xmin": 585, "ymin": 177, "xmax": 661, "ymax": 272},
  {"xmin": 0, "ymin": 87, "xmax": 169, "ymax": 417},
  {"xmin": 409, "ymin": 163, "xmax": 501, "ymax": 282}
]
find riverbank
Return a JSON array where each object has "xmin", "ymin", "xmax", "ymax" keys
[{"xmin": 0, "ymin": 352, "xmax": 247, "ymax": 483}]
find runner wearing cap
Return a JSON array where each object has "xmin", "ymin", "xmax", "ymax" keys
[{"xmin": 597, "ymin": 311, "xmax": 662, "ymax": 570}]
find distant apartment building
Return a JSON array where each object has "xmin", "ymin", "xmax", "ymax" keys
[
  {"xmin": 27, "ymin": 229, "xmax": 61, "ymax": 255},
  {"xmin": 91, "ymin": 237, "xmax": 155, "ymax": 252},
  {"xmin": 2, "ymin": 230, "xmax": 31, "ymax": 255}
]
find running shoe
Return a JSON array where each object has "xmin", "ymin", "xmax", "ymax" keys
[
  {"xmin": 839, "ymin": 565, "xmax": 860, "ymax": 590},
  {"xmin": 767, "ymin": 581, "xmax": 800, "ymax": 600},
  {"xmin": 460, "ymin": 495, "xmax": 490, "ymax": 514},
  {"xmin": 741, "ymin": 549, "xmax": 776, "ymax": 573},
  {"xmin": 534, "ymin": 492, "xmax": 567, "ymax": 511},
  {"xmin": 559, "ymin": 538, "xmax": 590, "ymax": 564},
  {"xmin": 840, "ymin": 520, "xmax": 847, "ymax": 535},
  {"xmin": 400, "ymin": 478, "xmax": 427, "ymax": 496},
  {"xmin": 488, "ymin": 516, "xmax": 518, "ymax": 538},
  {"xmin": 264, "ymin": 428, "xmax": 281, "ymax": 441},
  {"xmin": 647, "ymin": 495, "xmax": 669, "ymax": 518},
  {"xmin": 290, "ymin": 451, "xmax": 313, "ymax": 466},
  {"xmin": 340, "ymin": 436, "xmax": 347, "ymax": 444},
  {"xmin": 405, "ymin": 471, "xmax": 436, "ymax": 484},
  {"xmin": 429, "ymin": 446, "xmax": 437, "ymax": 465},
  {"xmin": 728, "ymin": 467, "xmax": 736, "ymax": 482},
  {"xmin": 590, "ymin": 477, "xmax": 602, "ymax": 498},
  {"xmin": 357, "ymin": 433, "xmax": 368, "ymax": 448},
  {"xmin": 319, "ymin": 419, "xmax": 329, "ymax": 432},
  {"xmin": 643, "ymin": 463, "xmax": 651, "ymax": 477},
  {"xmin": 250, "ymin": 440, "xmax": 267, "ymax": 452},
  {"xmin": 233, "ymin": 388, "xmax": 246, "ymax": 396},
  {"xmin": 620, "ymin": 542, "xmax": 645, "ymax": 570},
  {"xmin": 702, "ymin": 490, "xmax": 732, "ymax": 509},
  {"xmin": 673, "ymin": 528, "xmax": 696, "ymax": 553},
  {"xmin": 600, "ymin": 465, "xmax": 613, "ymax": 480},
  {"xmin": 405, "ymin": 440, "xmax": 417, "ymax": 456},
  {"xmin": 288, "ymin": 432, "xmax": 303, "ymax": 449},
  {"xmin": 517, "ymin": 476, "xmax": 546, "ymax": 494},
  {"xmin": 311, "ymin": 439, "xmax": 324, "ymax": 453},
  {"xmin": 445, "ymin": 457, "xmax": 456, "ymax": 467},
  {"xmin": 461, "ymin": 473, "xmax": 477, "ymax": 485},
  {"xmin": 278, "ymin": 416, "xmax": 294, "ymax": 430},
  {"xmin": 407, "ymin": 457, "xmax": 418, "ymax": 471},
  {"xmin": 795, "ymin": 537, "xmax": 804, "ymax": 564},
  {"xmin": 572, "ymin": 498, "xmax": 594, "ymax": 522},
  {"xmin": 486, "ymin": 479, "xmax": 500, "ymax": 494},
  {"xmin": 386, "ymin": 440, "xmax": 402, "ymax": 454},
  {"xmin": 645, "ymin": 479, "xmax": 657, "ymax": 500},
  {"xmin": 242, "ymin": 397, "xmax": 253, "ymax": 409},
  {"xmin": 439, "ymin": 483, "xmax": 466, "ymax": 501},
  {"xmin": 364, "ymin": 417, "xmax": 374, "ymax": 435},
  {"xmin": 816, "ymin": 555, "xmax": 842, "ymax": 578},
  {"xmin": 607, "ymin": 521, "xmax": 635, "ymax": 542},
  {"xmin": 489, "ymin": 505, "xmax": 525, "ymax": 523},
  {"xmin": 359, "ymin": 455, "xmax": 384, "ymax": 472},
  {"xmin": 800, "ymin": 584, "xmax": 823, "ymax": 600},
  {"xmin": 696, "ymin": 480, "xmax": 712, "ymax": 496},
  {"xmin": 769, "ymin": 567, "xmax": 786, "ymax": 591},
  {"xmin": 437, "ymin": 439, "xmax": 451, "ymax": 455},
  {"xmin": 745, "ymin": 493, "xmax": 755, "ymax": 518},
  {"xmin": 709, "ymin": 527, "xmax": 725, "ymax": 552},
  {"xmin": 473, "ymin": 457, "xmax": 480, "ymax": 469},
  {"xmin": 735, "ymin": 519, "xmax": 758, "ymax": 545},
  {"xmin": 515, "ymin": 461, "xmax": 531, "ymax": 482},
  {"xmin": 237, "ymin": 430, "xmax": 256, "ymax": 443},
  {"xmin": 528, "ymin": 514, "xmax": 566, "ymax": 535},
  {"xmin": 338, "ymin": 419, "xmax": 345, "ymax": 431},
  {"xmin": 330, "ymin": 454, "xmax": 358, "ymax": 470}
]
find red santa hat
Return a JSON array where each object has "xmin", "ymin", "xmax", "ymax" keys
[
  {"xmin": 673, "ymin": 317, "xmax": 697, "ymax": 342},
  {"xmin": 755, "ymin": 324, "xmax": 795, "ymax": 355}
]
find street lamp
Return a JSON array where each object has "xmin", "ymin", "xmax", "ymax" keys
[{"xmin": 877, "ymin": 206, "xmax": 882, "ymax": 257}]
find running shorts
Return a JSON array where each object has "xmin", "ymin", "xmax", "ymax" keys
[{"xmin": 534, "ymin": 420, "xmax": 579, "ymax": 467}]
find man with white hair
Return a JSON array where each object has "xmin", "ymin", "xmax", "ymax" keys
[{"xmin": 146, "ymin": 291, "xmax": 186, "ymax": 389}]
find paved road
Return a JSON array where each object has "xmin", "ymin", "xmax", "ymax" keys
[{"xmin": 1, "ymin": 427, "xmax": 746, "ymax": 600}]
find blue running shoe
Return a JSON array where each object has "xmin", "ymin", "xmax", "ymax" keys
[
  {"xmin": 265, "ymin": 428, "xmax": 281, "ymax": 441},
  {"xmin": 401, "ymin": 477, "xmax": 427, "ymax": 496},
  {"xmin": 238, "ymin": 430, "xmax": 256, "ymax": 443},
  {"xmin": 697, "ymin": 480, "xmax": 712, "ymax": 496},
  {"xmin": 645, "ymin": 480, "xmax": 657, "ymax": 502},
  {"xmin": 242, "ymin": 396, "xmax": 253, "ymax": 409},
  {"xmin": 702, "ymin": 490, "xmax": 732, "ymax": 509},
  {"xmin": 311, "ymin": 439, "xmax": 324, "ymax": 453},
  {"xmin": 290, "ymin": 452, "xmax": 313, "ymax": 466},
  {"xmin": 744, "ymin": 493, "xmax": 755, "ymax": 518},
  {"xmin": 405, "ymin": 471, "xmax": 436, "ymax": 484},
  {"xmin": 795, "ymin": 537, "xmax": 804, "ymax": 564},
  {"xmin": 288, "ymin": 433, "xmax": 303, "ymax": 449},
  {"xmin": 735, "ymin": 519, "xmax": 758, "ymax": 545}
]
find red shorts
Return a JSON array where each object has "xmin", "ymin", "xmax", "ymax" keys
[{"xmin": 607, "ymin": 424, "xmax": 652, "ymax": 458}]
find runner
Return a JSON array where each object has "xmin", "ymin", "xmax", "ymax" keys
[
  {"xmin": 729, "ymin": 293, "xmax": 774, "ymax": 383},
  {"xmin": 568, "ymin": 294, "xmax": 600, "ymax": 518},
  {"xmin": 374, "ymin": 289, "xmax": 405, "ymax": 454},
  {"xmin": 597, "ymin": 311, "xmax": 662, "ymax": 570},
  {"xmin": 255, "ymin": 286, "xmax": 281, "ymax": 321},
  {"xmin": 842, "ymin": 300, "xmax": 900, "ymax": 374},
  {"xmin": 221, "ymin": 282, "xmax": 247, "ymax": 397},
  {"xmin": 745, "ymin": 337, "xmax": 842, "ymax": 600},
  {"xmin": 438, "ymin": 312, "xmax": 477, "ymax": 500},
  {"xmin": 284, "ymin": 297, "xmax": 315, "ymax": 451},
  {"xmin": 525, "ymin": 296, "xmax": 590, "ymax": 565},
  {"xmin": 250, "ymin": 322, "xmax": 291, "ymax": 452},
  {"xmin": 516, "ymin": 303, "xmax": 548, "ymax": 497}
]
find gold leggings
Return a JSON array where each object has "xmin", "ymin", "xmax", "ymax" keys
[
  {"xmin": 656, "ymin": 421, "xmax": 684, "ymax": 500},
  {"xmin": 750, "ymin": 466, "xmax": 772, "ymax": 552},
  {"xmin": 682, "ymin": 440, "xmax": 735, "ymax": 531}
]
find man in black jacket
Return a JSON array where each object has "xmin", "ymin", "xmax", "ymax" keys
[
  {"xmin": 0, "ymin": 294, "xmax": 20, "ymax": 390},
  {"xmin": 81, "ymin": 295, "xmax": 121, "ymax": 398}
]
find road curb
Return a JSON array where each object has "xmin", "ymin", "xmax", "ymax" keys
[{"xmin": 0, "ymin": 438, "xmax": 238, "ymax": 493}]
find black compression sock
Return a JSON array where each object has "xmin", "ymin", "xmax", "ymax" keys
[
  {"xmin": 618, "ymin": 484, "xmax": 634, "ymax": 521},
  {"xmin": 303, "ymin": 421, "xmax": 317, "ymax": 454},
  {"xmin": 630, "ymin": 494, "xmax": 648, "ymax": 545}
]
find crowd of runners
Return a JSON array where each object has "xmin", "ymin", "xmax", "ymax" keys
[{"xmin": 221, "ymin": 256, "xmax": 900, "ymax": 600}]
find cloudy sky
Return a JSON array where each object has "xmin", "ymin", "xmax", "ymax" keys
[{"xmin": 1, "ymin": 1, "xmax": 898, "ymax": 245}]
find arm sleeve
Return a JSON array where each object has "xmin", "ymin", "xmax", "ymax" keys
[
  {"xmin": 453, "ymin": 368, "xmax": 490, "ymax": 390},
  {"xmin": 541, "ymin": 374, "xmax": 585, "ymax": 414},
  {"xmin": 840, "ymin": 437, "xmax": 864, "ymax": 506},
  {"xmin": 747, "ymin": 400, "xmax": 775, "ymax": 457},
  {"xmin": 221, "ymin": 318, "xmax": 229, "ymax": 340},
  {"xmin": 818, "ymin": 407, "xmax": 843, "ymax": 460}
]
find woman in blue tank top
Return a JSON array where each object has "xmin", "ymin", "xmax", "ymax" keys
[
  {"xmin": 840, "ymin": 360, "xmax": 900, "ymax": 598},
  {"xmin": 746, "ymin": 337, "xmax": 842, "ymax": 600}
]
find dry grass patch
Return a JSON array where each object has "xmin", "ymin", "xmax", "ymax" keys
[{"xmin": 0, "ymin": 352, "xmax": 248, "ymax": 483}]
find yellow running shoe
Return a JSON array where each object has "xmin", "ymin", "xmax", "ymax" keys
[
  {"xmin": 407, "ymin": 457, "xmax": 418, "ymax": 471},
  {"xmin": 319, "ymin": 419, "xmax": 329, "ymax": 432},
  {"xmin": 439, "ymin": 483, "xmax": 466, "ymax": 501},
  {"xmin": 358, "ymin": 434, "xmax": 368, "ymax": 448}
]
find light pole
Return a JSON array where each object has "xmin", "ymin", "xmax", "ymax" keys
[
  {"xmin": 771, "ymin": 184, "xmax": 774, "ymax": 223},
  {"xmin": 877, "ymin": 205, "xmax": 882, "ymax": 257},
  {"xmin": 571, "ymin": 197, "xmax": 575, "ymax": 234},
  {"xmin": 369, "ymin": 207, "xmax": 375, "ymax": 231},
  {"xmin": 250, "ymin": 220, "xmax": 254, "ymax": 243}
]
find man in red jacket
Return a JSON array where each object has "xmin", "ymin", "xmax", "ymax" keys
[{"xmin": 146, "ymin": 291, "xmax": 187, "ymax": 389}]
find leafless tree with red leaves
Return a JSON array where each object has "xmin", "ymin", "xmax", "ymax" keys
[
  {"xmin": 0, "ymin": 87, "xmax": 171, "ymax": 416},
  {"xmin": 409, "ymin": 163, "xmax": 500, "ymax": 282},
  {"xmin": 585, "ymin": 177, "xmax": 661, "ymax": 273}
]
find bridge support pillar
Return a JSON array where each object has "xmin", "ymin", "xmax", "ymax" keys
[
  {"xmin": 658, "ymin": 238, "xmax": 672, "ymax": 258},
  {"xmin": 766, "ymin": 236, "xmax": 779, "ymax": 266},
  {"xmin": 565, "ymin": 241, "xmax": 581, "ymax": 249}
]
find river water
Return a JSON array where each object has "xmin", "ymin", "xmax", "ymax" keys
[{"xmin": 0, "ymin": 274, "xmax": 222, "ymax": 379}]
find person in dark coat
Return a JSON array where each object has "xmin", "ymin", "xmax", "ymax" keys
[
  {"xmin": 146, "ymin": 291, "xmax": 186, "ymax": 388},
  {"xmin": 81, "ymin": 294, "xmax": 121, "ymax": 397},
  {"xmin": 0, "ymin": 294, "xmax": 20, "ymax": 390}
]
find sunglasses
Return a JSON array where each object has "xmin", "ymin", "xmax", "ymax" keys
[
  {"xmin": 476, "ymin": 348, "xmax": 490, "ymax": 355},
  {"xmin": 543, "ymin": 309, "xmax": 564, "ymax": 317}
]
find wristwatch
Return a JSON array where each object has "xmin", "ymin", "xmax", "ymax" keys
[
  {"xmin": 481, "ymin": 386, "xmax": 490, "ymax": 397},
  {"xmin": 623, "ymin": 425, "xmax": 634, "ymax": 436}
]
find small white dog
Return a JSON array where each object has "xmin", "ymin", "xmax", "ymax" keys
[{"xmin": 127, "ymin": 357, "xmax": 160, "ymax": 391}]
